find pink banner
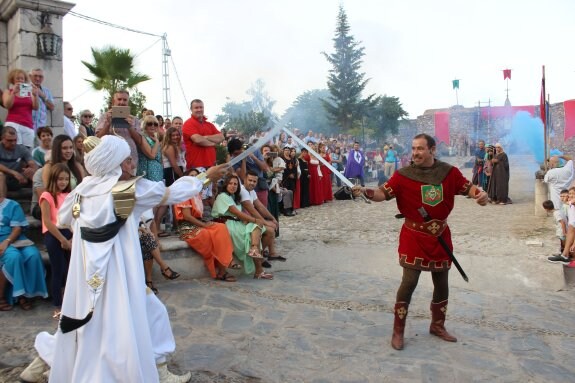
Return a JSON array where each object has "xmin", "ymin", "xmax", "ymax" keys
[
  {"xmin": 434, "ymin": 112, "xmax": 450, "ymax": 146},
  {"xmin": 481, "ymin": 105, "xmax": 535, "ymax": 119},
  {"xmin": 564, "ymin": 100, "xmax": 575, "ymax": 141}
]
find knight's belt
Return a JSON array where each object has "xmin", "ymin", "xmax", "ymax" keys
[
  {"xmin": 80, "ymin": 217, "xmax": 127, "ymax": 243},
  {"xmin": 404, "ymin": 218, "xmax": 447, "ymax": 237}
]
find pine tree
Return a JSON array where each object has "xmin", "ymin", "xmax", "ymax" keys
[{"xmin": 322, "ymin": 6, "xmax": 376, "ymax": 133}]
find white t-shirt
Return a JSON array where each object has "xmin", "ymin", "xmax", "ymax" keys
[
  {"xmin": 567, "ymin": 204, "xmax": 575, "ymax": 228},
  {"xmin": 544, "ymin": 160, "xmax": 575, "ymax": 210},
  {"xmin": 553, "ymin": 209, "xmax": 567, "ymax": 238},
  {"xmin": 240, "ymin": 185, "xmax": 258, "ymax": 203}
]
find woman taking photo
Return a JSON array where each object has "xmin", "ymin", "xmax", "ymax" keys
[
  {"xmin": 212, "ymin": 174, "xmax": 272, "ymax": 280},
  {"xmin": 2, "ymin": 68, "xmax": 39, "ymax": 148}
]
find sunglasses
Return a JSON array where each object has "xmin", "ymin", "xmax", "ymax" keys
[
  {"xmin": 146, "ymin": 122, "xmax": 159, "ymax": 127},
  {"xmin": 66, "ymin": 108, "xmax": 73, "ymax": 111},
  {"xmin": 82, "ymin": 115, "xmax": 93, "ymax": 118}
]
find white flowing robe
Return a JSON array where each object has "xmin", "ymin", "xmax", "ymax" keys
[
  {"xmin": 37, "ymin": 176, "xmax": 202, "ymax": 383},
  {"xmin": 544, "ymin": 160, "xmax": 575, "ymax": 210}
]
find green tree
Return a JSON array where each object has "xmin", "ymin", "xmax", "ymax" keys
[
  {"xmin": 82, "ymin": 46, "xmax": 151, "ymax": 114},
  {"xmin": 322, "ymin": 6, "xmax": 376, "ymax": 133},
  {"xmin": 366, "ymin": 95, "xmax": 408, "ymax": 143},
  {"xmin": 282, "ymin": 89, "xmax": 333, "ymax": 135},
  {"xmin": 215, "ymin": 79, "xmax": 277, "ymax": 135}
]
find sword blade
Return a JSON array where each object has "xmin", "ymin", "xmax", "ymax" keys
[
  {"xmin": 228, "ymin": 123, "xmax": 284, "ymax": 168},
  {"xmin": 281, "ymin": 127, "xmax": 353, "ymax": 188},
  {"xmin": 282, "ymin": 127, "xmax": 370, "ymax": 203}
]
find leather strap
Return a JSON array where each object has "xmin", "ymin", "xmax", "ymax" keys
[{"xmin": 404, "ymin": 217, "xmax": 447, "ymax": 237}]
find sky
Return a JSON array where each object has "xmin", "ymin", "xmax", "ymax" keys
[{"xmin": 62, "ymin": 0, "xmax": 575, "ymax": 124}]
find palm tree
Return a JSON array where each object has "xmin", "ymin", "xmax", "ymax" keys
[{"xmin": 82, "ymin": 46, "xmax": 150, "ymax": 111}]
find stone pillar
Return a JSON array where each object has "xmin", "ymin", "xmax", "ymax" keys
[
  {"xmin": 534, "ymin": 178, "xmax": 548, "ymax": 217},
  {"xmin": 0, "ymin": 0, "xmax": 75, "ymax": 134}
]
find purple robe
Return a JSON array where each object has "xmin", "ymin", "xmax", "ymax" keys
[{"xmin": 344, "ymin": 149, "xmax": 365, "ymax": 178}]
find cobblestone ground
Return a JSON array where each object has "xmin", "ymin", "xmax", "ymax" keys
[{"xmin": 1, "ymin": 155, "xmax": 574, "ymax": 382}]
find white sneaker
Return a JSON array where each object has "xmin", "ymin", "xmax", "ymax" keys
[
  {"xmin": 19, "ymin": 357, "xmax": 48, "ymax": 383},
  {"xmin": 157, "ymin": 362, "xmax": 191, "ymax": 383}
]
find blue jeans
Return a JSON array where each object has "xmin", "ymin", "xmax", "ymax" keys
[{"xmin": 44, "ymin": 229, "xmax": 72, "ymax": 307}]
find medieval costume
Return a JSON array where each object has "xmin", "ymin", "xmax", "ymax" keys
[
  {"xmin": 344, "ymin": 148, "xmax": 365, "ymax": 186},
  {"xmin": 174, "ymin": 194, "xmax": 233, "ymax": 279},
  {"xmin": 32, "ymin": 136, "xmax": 197, "ymax": 383},
  {"xmin": 371, "ymin": 158, "xmax": 474, "ymax": 350},
  {"xmin": 319, "ymin": 153, "xmax": 333, "ymax": 202},
  {"xmin": 297, "ymin": 155, "xmax": 310, "ymax": 208},
  {"xmin": 305, "ymin": 154, "xmax": 323, "ymax": 206},
  {"xmin": 487, "ymin": 143, "xmax": 510, "ymax": 204},
  {"xmin": 471, "ymin": 144, "xmax": 486, "ymax": 186}
]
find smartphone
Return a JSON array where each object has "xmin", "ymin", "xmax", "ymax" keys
[
  {"xmin": 111, "ymin": 106, "xmax": 130, "ymax": 119},
  {"xmin": 19, "ymin": 83, "xmax": 32, "ymax": 97}
]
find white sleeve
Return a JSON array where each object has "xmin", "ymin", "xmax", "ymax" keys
[
  {"xmin": 132, "ymin": 176, "xmax": 202, "ymax": 220},
  {"xmin": 239, "ymin": 185, "xmax": 251, "ymax": 203}
]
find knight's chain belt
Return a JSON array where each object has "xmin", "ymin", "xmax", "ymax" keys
[{"xmin": 404, "ymin": 217, "xmax": 447, "ymax": 237}]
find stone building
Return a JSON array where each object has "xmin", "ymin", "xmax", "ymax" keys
[{"xmin": 0, "ymin": 0, "xmax": 74, "ymax": 133}]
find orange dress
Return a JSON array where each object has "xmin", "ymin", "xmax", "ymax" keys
[{"xmin": 175, "ymin": 196, "xmax": 233, "ymax": 278}]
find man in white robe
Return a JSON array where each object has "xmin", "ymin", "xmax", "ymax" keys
[
  {"xmin": 21, "ymin": 136, "xmax": 226, "ymax": 383},
  {"xmin": 544, "ymin": 154, "xmax": 574, "ymax": 210}
]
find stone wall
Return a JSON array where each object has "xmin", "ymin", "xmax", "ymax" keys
[
  {"xmin": 395, "ymin": 101, "xmax": 574, "ymax": 156},
  {"xmin": 0, "ymin": 0, "xmax": 74, "ymax": 133}
]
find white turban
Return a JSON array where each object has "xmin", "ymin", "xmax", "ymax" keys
[
  {"xmin": 85, "ymin": 135, "xmax": 130, "ymax": 177},
  {"xmin": 74, "ymin": 135, "xmax": 131, "ymax": 198}
]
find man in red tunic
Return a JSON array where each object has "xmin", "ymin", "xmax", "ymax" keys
[
  {"xmin": 353, "ymin": 133, "xmax": 488, "ymax": 350},
  {"xmin": 182, "ymin": 99, "xmax": 224, "ymax": 169}
]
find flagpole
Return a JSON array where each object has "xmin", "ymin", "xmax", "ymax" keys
[{"xmin": 542, "ymin": 65, "xmax": 547, "ymax": 171}]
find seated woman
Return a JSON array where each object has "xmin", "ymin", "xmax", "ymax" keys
[
  {"xmin": 212, "ymin": 174, "xmax": 272, "ymax": 280},
  {"xmin": 0, "ymin": 190, "xmax": 48, "ymax": 310},
  {"xmin": 174, "ymin": 168, "xmax": 236, "ymax": 282}
]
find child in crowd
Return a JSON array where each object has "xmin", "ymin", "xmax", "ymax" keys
[
  {"xmin": 39, "ymin": 163, "xmax": 72, "ymax": 319},
  {"xmin": 548, "ymin": 187, "xmax": 575, "ymax": 267},
  {"xmin": 560, "ymin": 189, "xmax": 569, "ymax": 218},
  {"xmin": 543, "ymin": 200, "xmax": 566, "ymax": 253}
]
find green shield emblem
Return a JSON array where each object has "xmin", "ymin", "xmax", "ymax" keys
[{"xmin": 421, "ymin": 184, "xmax": 443, "ymax": 206}]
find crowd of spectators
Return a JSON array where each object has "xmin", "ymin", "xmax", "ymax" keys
[{"xmin": 0, "ymin": 73, "xmax": 417, "ymax": 311}]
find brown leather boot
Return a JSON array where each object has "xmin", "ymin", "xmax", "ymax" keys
[
  {"xmin": 429, "ymin": 300, "xmax": 457, "ymax": 342},
  {"xmin": 391, "ymin": 302, "xmax": 408, "ymax": 350}
]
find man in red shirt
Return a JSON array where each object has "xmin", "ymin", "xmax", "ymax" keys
[
  {"xmin": 353, "ymin": 133, "xmax": 488, "ymax": 350},
  {"xmin": 182, "ymin": 99, "xmax": 224, "ymax": 169}
]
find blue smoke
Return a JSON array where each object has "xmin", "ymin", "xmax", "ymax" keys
[{"xmin": 508, "ymin": 111, "xmax": 544, "ymax": 163}]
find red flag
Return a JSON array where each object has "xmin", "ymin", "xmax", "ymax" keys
[
  {"xmin": 503, "ymin": 69, "xmax": 511, "ymax": 80},
  {"xmin": 434, "ymin": 112, "xmax": 450, "ymax": 146}
]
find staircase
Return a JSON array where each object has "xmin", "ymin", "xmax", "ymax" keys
[{"xmin": 9, "ymin": 189, "xmax": 209, "ymax": 289}]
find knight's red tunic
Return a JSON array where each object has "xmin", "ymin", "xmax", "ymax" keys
[{"xmin": 381, "ymin": 166, "xmax": 471, "ymax": 271}]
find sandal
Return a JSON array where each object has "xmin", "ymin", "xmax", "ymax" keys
[
  {"xmin": 229, "ymin": 263, "xmax": 242, "ymax": 270},
  {"xmin": 161, "ymin": 267, "xmax": 180, "ymax": 280},
  {"xmin": 215, "ymin": 272, "xmax": 237, "ymax": 282},
  {"xmin": 267, "ymin": 255, "xmax": 287, "ymax": 262},
  {"xmin": 254, "ymin": 271, "xmax": 273, "ymax": 280},
  {"xmin": 146, "ymin": 280, "xmax": 158, "ymax": 294},
  {"xmin": 0, "ymin": 298, "xmax": 13, "ymax": 311},
  {"xmin": 247, "ymin": 246, "xmax": 264, "ymax": 259},
  {"xmin": 52, "ymin": 310, "xmax": 62, "ymax": 320},
  {"xmin": 18, "ymin": 297, "xmax": 32, "ymax": 311}
]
